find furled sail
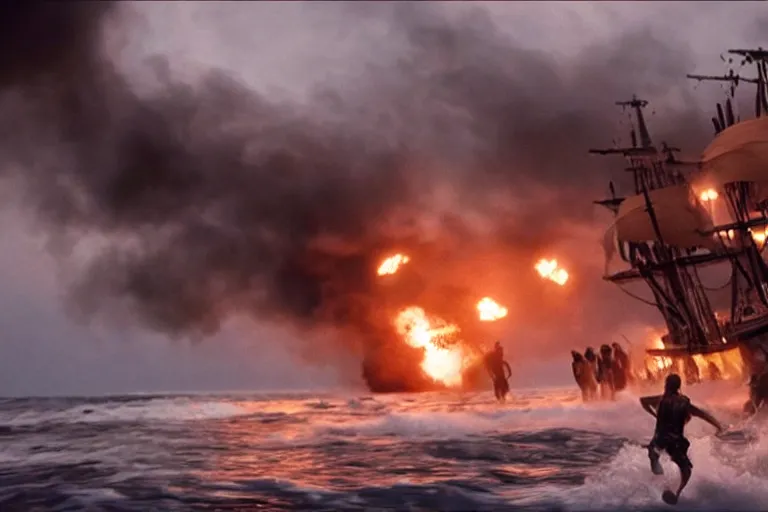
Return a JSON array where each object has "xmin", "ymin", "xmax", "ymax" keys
[
  {"xmin": 695, "ymin": 116, "xmax": 768, "ymax": 188},
  {"xmin": 608, "ymin": 185, "xmax": 715, "ymax": 249}
]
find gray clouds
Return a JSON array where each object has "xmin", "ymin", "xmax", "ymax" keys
[{"xmin": 0, "ymin": 1, "xmax": 763, "ymax": 394}]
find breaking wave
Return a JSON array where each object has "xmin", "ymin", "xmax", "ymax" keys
[{"xmin": 0, "ymin": 384, "xmax": 765, "ymax": 510}]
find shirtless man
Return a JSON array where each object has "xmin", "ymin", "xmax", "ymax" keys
[
  {"xmin": 744, "ymin": 369, "xmax": 768, "ymax": 416},
  {"xmin": 611, "ymin": 342, "xmax": 632, "ymax": 389},
  {"xmin": 598, "ymin": 344, "xmax": 616, "ymax": 400},
  {"xmin": 572, "ymin": 350, "xmax": 597, "ymax": 401},
  {"xmin": 640, "ymin": 374, "xmax": 724, "ymax": 504},
  {"xmin": 744, "ymin": 350, "xmax": 768, "ymax": 417}
]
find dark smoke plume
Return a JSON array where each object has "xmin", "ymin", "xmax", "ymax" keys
[{"xmin": 0, "ymin": 2, "xmax": 754, "ymax": 390}]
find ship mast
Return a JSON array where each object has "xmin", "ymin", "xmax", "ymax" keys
[
  {"xmin": 727, "ymin": 48, "xmax": 768, "ymax": 118},
  {"xmin": 687, "ymin": 48, "xmax": 768, "ymax": 327},
  {"xmin": 591, "ymin": 96, "xmax": 722, "ymax": 351},
  {"xmin": 591, "ymin": 46, "xmax": 768, "ymax": 371},
  {"xmin": 687, "ymin": 48, "xmax": 768, "ymax": 123}
]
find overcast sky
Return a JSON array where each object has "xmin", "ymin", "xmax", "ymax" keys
[{"xmin": 0, "ymin": 1, "xmax": 764, "ymax": 396}]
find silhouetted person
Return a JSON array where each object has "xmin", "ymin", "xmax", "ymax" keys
[
  {"xmin": 584, "ymin": 347, "xmax": 599, "ymax": 388},
  {"xmin": 572, "ymin": 350, "xmax": 597, "ymax": 402},
  {"xmin": 486, "ymin": 341, "xmax": 511, "ymax": 402},
  {"xmin": 744, "ymin": 350, "xmax": 768, "ymax": 416},
  {"xmin": 499, "ymin": 359, "xmax": 512, "ymax": 400},
  {"xmin": 744, "ymin": 368, "xmax": 768, "ymax": 417},
  {"xmin": 683, "ymin": 355, "xmax": 700, "ymax": 385},
  {"xmin": 640, "ymin": 374, "xmax": 723, "ymax": 504},
  {"xmin": 572, "ymin": 351, "xmax": 587, "ymax": 400},
  {"xmin": 598, "ymin": 344, "xmax": 616, "ymax": 400},
  {"xmin": 612, "ymin": 342, "xmax": 632, "ymax": 390},
  {"xmin": 707, "ymin": 361, "xmax": 722, "ymax": 381}
]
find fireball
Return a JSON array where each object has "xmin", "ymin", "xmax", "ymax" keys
[
  {"xmin": 535, "ymin": 258, "xmax": 569, "ymax": 286},
  {"xmin": 477, "ymin": 297, "xmax": 508, "ymax": 322},
  {"xmin": 394, "ymin": 307, "xmax": 466, "ymax": 387},
  {"xmin": 377, "ymin": 254, "xmax": 410, "ymax": 276},
  {"xmin": 699, "ymin": 188, "xmax": 719, "ymax": 202},
  {"xmin": 750, "ymin": 227, "xmax": 768, "ymax": 244}
]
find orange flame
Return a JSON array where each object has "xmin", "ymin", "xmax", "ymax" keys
[
  {"xmin": 377, "ymin": 254, "xmax": 410, "ymax": 276},
  {"xmin": 699, "ymin": 188, "xmax": 719, "ymax": 202},
  {"xmin": 534, "ymin": 258, "xmax": 569, "ymax": 286},
  {"xmin": 477, "ymin": 297, "xmax": 508, "ymax": 322},
  {"xmin": 394, "ymin": 306, "xmax": 466, "ymax": 387},
  {"xmin": 750, "ymin": 227, "xmax": 768, "ymax": 244},
  {"xmin": 647, "ymin": 336, "xmax": 672, "ymax": 371}
]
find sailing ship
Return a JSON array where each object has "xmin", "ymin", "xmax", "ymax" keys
[{"xmin": 594, "ymin": 48, "xmax": 768, "ymax": 384}]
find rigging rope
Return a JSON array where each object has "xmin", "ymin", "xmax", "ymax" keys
[
  {"xmin": 617, "ymin": 285, "xmax": 659, "ymax": 307},
  {"xmin": 700, "ymin": 275, "xmax": 732, "ymax": 291},
  {"xmin": 693, "ymin": 263, "xmax": 732, "ymax": 291}
]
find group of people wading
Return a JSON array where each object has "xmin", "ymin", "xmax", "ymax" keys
[
  {"xmin": 571, "ymin": 343, "xmax": 632, "ymax": 401},
  {"xmin": 483, "ymin": 341, "xmax": 633, "ymax": 403}
]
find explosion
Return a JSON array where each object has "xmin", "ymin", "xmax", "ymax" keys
[
  {"xmin": 477, "ymin": 297, "xmax": 508, "ymax": 322},
  {"xmin": 377, "ymin": 254, "xmax": 410, "ymax": 276},
  {"xmin": 375, "ymin": 254, "xmax": 511, "ymax": 387},
  {"xmin": 535, "ymin": 258, "xmax": 569, "ymax": 286},
  {"xmin": 699, "ymin": 188, "xmax": 719, "ymax": 202},
  {"xmin": 394, "ymin": 307, "xmax": 466, "ymax": 386}
]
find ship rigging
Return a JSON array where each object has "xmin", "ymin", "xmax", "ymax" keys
[{"xmin": 593, "ymin": 47, "xmax": 768, "ymax": 380}]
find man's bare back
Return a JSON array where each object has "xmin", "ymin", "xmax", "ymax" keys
[{"xmin": 640, "ymin": 373, "xmax": 723, "ymax": 504}]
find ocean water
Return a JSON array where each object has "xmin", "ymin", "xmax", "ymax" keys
[{"xmin": 0, "ymin": 382, "xmax": 766, "ymax": 511}]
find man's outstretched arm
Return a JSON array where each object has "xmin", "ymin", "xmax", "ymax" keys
[
  {"xmin": 690, "ymin": 404, "xmax": 724, "ymax": 433},
  {"xmin": 639, "ymin": 395, "xmax": 662, "ymax": 418}
]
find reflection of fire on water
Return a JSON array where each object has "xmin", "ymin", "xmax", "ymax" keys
[
  {"xmin": 377, "ymin": 254, "xmax": 410, "ymax": 276},
  {"xmin": 394, "ymin": 307, "xmax": 466, "ymax": 387},
  {"xmin": 535, "ymin": 258, "xmax": 569, "ymax": 286},
  {"xmin": 477, "ymin": 297, "xmax": 508, "ymax": 322}
]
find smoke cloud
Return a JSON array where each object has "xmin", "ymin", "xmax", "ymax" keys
[{"xmin": 0, "ymin": 2, "xmax": 759, "ymax": 390}]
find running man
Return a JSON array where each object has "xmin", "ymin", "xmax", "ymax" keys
[{"xmin": 639, "ymin": 373, "xmax": 724, "ymax": 504}]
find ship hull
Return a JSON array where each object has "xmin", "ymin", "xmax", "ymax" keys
[{"xmin": 644, "ymin": 321, "xmax": 768, "ymax": 383}]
